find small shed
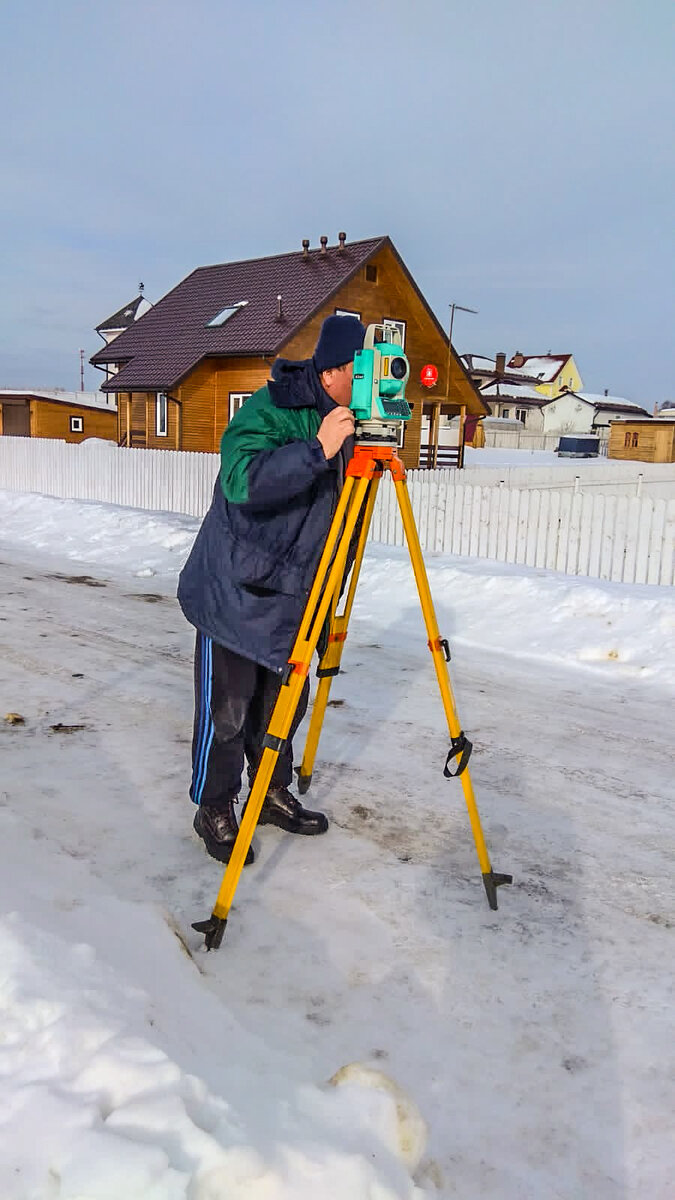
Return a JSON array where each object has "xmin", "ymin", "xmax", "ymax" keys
[
  {"xmin": 608, "ymin": 419, "xmax": 675, "ymax": 463},
  {"xmin": 0, "ymin": 390, "xmax": 117, "ymax": 443}
]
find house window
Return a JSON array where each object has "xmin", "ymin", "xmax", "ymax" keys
[
  {"xmin": 397, "ymin": 421, "xmax": 406, "ymax": 450},
  {"xmin": 229, "ymin": 392, "xmax": 251, "ymax": 422},
  {"xmin": 206, "ymin": 300, "xmax": 248, "ymax": 328},
  {"xmin": 502, "ymin": 407, "xmax": 510, "ymax": 418},
  {"xmin": 365, "ymin": 264, "xmax": 378, "ymax": 283},
  {"xmin": 515, "ymin": 408, "xmax": 527, "ymax": 423},
  {"xmin": 632, "ymin": 432, "xmax": 639, "ymax": 448},
  {"xmin": 382, "ymin": 318, "xmax": 406, "ymax": 350},
  {"xmin": 155, "ymin": 392, "xmax": 168, "ymax": 436},
  {"xmin": 335, "ymin": 308, "xmax": 361, "ymax": 320},
  {"xmin": 624, "ymin": 432, "xmax": 631, "ymax": 447},
  {"xmin": 69, "ymin": 415, "xmax": 83, "ymax": 433}
]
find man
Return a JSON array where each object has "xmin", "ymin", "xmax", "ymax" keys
[{"xmin": 178, "ymin": 314, "xmax": 366, "ymax": 865}]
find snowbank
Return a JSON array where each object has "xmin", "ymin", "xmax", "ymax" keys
[
  {"xmin": 0, "ymin": 810, "xmax": 428, "ymax": 1199},
  {"xmin": 1, "ymin": 489, "xmax": 672, "ymax": 691}
]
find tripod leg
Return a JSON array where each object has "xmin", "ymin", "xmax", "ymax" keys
[
  {"xmin": 297, "ymin": 477, "xmax": 380, "ymax": 793},
  {"xmin": 393, "ymin": 476, "xmax": 512, "ymax": 910},
  {"xmin": 193, "ymin": 474, "xmax": 373, "ymax": 948}
]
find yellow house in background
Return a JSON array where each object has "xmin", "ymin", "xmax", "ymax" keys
[{"xmin": 507, "ymin": 353, "xmax": 583, "ymax": 399}]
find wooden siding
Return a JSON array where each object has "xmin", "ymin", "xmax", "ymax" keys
[
  {"xmin": 30, "ymin": 399, "xmax": 116, "ymax": 443},
  {"xmin": 174, "ymin": 359, "xmax": 270, "ymax": 453},
  {"xmin": 213, "ymin": 358, "xmax": 270, "ymax": 450},
  {"xmin": 117, "ymin": 392, "xmax": 181, "ymax": 449},
  {"xmin": 609, "ymin": 422, "xmax": 675, "ymax": 463},
  {"xmin": 176, "ymin": 364, "xmax": 215, "ymax": 452}
]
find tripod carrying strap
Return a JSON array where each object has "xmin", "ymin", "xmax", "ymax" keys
[{"xmin": 443, "ymin": 731, "xmax": 473, "ymax": 777}]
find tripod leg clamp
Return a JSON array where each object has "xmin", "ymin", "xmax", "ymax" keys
[
  {"xmin": 263, "ymin": 732, "xmax": 286, "ymax": 753},
  {"xmin": 443, "ymin": 732, "xmax": 473, "ymax": 777},
  {"xmin": 428, "ymin": 636, "xmax": 451, "ymax": 662}
]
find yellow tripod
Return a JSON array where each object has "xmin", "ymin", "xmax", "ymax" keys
[{"xmin": 193, "ymin": 444, "xmax": 511, "ymax": 949}]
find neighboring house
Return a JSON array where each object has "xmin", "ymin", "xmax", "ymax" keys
[
  {"xmin": 540, "ymin": 391, "xmax": 651, "ymax": 435},
  {"xmin": 609, "ymin": 418, "xmax": 675, "ymax": 463},
  {"xmin": 507, "ymin": 352, "xmax": 583, "ymax": 398},
  {"xmin": 90, "ymin": 235, "xmax": 485, "ymax": 469},
  {"xmin": 0, "ymin": 389, "xmax": 117, "ymax": 442},
  {"xmin": 95, "ymin": 293, "xmax": 153, "ymax": 385},
  {"xmin": 478, "ymin": 381, "xmax": 548, "ymax": 429}
]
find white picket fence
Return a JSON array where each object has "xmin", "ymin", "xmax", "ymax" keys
[
  {"xmin": 0, "ymin": 438, "xmax": 672, "ymax": 585},
  {"xmin": 373, "ymin": 475, "xmax": 673, "ymax": 586}
]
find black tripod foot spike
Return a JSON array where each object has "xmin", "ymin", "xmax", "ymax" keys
[
  {"xmin": 296, "ymin": 771, "xmax": 312, "ymax": 795},
  {"xmin": 482, "ymin": 871, "xmax": 513, "ymax": 911},
  {"xmin": 192, "ymin": 914, "xmax": 227, "ymax": 950}
]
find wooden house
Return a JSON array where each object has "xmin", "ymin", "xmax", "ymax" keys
[
  {"xmin": 608, "ymin": 418, "xmax": 675, "ymax": 463},
  {"xmin": 90, "ymin": 235, "xmax": 486, "ymax": 469},
  {"xmin": 0, "ymin": 389, "xmax": 117, "ymax": 442}
]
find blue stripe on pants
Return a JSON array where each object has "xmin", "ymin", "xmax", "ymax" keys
[{"xmin": 192, "ymin": 634, "xmax": 214, "ymax": 805}]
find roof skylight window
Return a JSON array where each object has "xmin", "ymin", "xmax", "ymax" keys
[{"xmin": 206, "ymin": 300, "xmax": 248, "ymax": 327}]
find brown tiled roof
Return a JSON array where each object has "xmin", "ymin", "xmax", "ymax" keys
[{"xmin": 92, "ymin": 238, "xmax": 389, "ymax": 391}]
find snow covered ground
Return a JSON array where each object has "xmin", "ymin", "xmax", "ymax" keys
[{"xmin": 1, "ymin": 489, "xmax": 673, "ymax": 1199}]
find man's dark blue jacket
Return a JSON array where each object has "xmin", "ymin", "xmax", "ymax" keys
[{"xmin": 177, "ymin": 359, "xmax": 352, "ymax": 673}]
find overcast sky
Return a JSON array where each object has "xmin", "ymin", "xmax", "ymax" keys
[{"xmin": 2, "ymin": 0, "xmax": 673, "ymax": 405}]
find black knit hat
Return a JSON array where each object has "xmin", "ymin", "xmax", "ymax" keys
[{"xmin": 313, "ymin": 314, "xmax": 366, "ymax": 373}]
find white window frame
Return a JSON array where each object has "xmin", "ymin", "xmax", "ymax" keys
[
  {"xmin": 382, "ymin": 317, "xmax": 406, "ymax": 350},
  {"xmin": 515, "ymin": 408, "xmax": 527, "ymax": 423},
  {"xmin": 155, "ymin": 392, "xmax": 168, "ymax": 436},
  {"xmin": 69, "ymin": 415, "xmax": 83, "ymax": 433},
  {"xmin": 396, "ymin": 421, "xmax": 406, "ymax": 450},
  {"xmin": 502, "ymin": 407, "xmax": 510, "ymax": 418},
  {"xmin": 335, "ymin": 308, "xmax": 361, "ymax": 320},
  {"xmin": 229, "ymin": 392, "xmax": 251, "ymax": 422}
]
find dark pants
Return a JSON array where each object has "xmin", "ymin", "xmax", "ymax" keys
[{"xmin": 190, "ymin": 633, "xmax": 310, "ymax": 809}]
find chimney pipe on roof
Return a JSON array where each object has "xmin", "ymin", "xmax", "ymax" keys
[
  {"xmin": 604, "ymin": 388, "xmax": 608, "ymax": 396},
  {"xmin": 276, "ymin": 294, "xmax": 283, "ymax": 321},
  {"xmin": 320, "ymin": 235, "xmax": 328, "ymax": 254},
  {"xmin": 338, "ymin": 231, "xmax": 346, "ymax": 250},
  {"xmin": 302, "ymin": 239, "xmax": 310, "ymax": 258},
  {"xmin": 495, "ymin": 352, "xmax": 506, "ymax": 376}
]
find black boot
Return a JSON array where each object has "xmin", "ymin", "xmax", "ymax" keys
[
  {"xmin": 193, "ymin": 801, "xmax": 255, "ymax": 865},
  {"xmin": 244, "ymin": 785, "xmax": 329, "ymax": 835}
]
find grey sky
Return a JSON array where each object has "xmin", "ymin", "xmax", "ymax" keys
[{"xmin": 2, "ymin": 0, "xmax": 673, "ymax": 405}]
